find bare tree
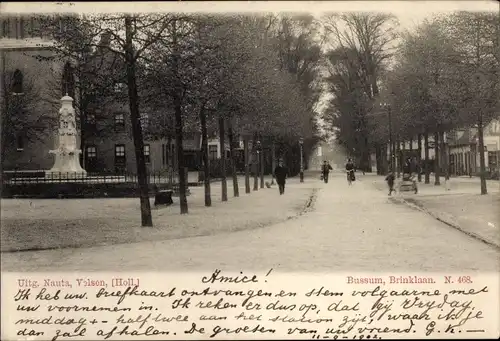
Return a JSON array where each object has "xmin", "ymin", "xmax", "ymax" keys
[
  {"xmin": 322, "ymin": 13, "xmax": 399, "ymax": 171},
  {"xmin": 41, "ymin": 13, "xmax": 173, "ymax": 225},
  {"xmin": 437, "ymin": 12, "xmax": 499, "ymax": 194}
]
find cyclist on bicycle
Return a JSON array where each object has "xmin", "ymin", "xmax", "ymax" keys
[{"xmin": 345, "ymin": 158, "xmax": 355, "ymax": 184}]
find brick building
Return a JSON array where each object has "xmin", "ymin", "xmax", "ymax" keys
[{"xmin": 1, "ymin": 14, "xmax": 63, "ymax": 171}]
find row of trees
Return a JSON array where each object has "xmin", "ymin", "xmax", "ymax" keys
[
  {"xmin": 322, "ymin": 11, "xmax": 499, "ymax": 194},
  {"xmin": 29, "ymin": 13, "xmax": 323, "ymax": 226}
]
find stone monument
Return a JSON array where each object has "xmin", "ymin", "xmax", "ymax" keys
[{"xmin": 47, "ymin": 95, "xmax": 86, "ymax": 177}]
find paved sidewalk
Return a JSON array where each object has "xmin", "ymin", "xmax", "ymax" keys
[
  {"xmin": 1, "ymin": 174, "xmax": 318, "ymax": 252},
  {"xmin": 369, "ymin": 174, "xmax": 499, "ymax": 248},
  {"xmin": 2, "ymin": 173, "xmax": 498, "ymax": 272}
]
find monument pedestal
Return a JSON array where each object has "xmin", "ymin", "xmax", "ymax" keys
[{"xmin": 47, "ymin": 95, "xmax": 87, "ymax": 178}]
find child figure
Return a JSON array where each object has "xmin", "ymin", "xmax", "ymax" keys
[{"xmin": 385, "ymin": 170, "xmax": 396, "ymax": 196}]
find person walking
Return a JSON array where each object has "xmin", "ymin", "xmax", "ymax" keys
[
  {"xmin": 321, "ymin": 160, "xmax": 333, "ymax": 183},
  {"xmin": 345, "ymin": 158, "xmax": 355, "ymax": 185},
  {"xmin": 385, "ymin": 169, "xmax": 396, "ymax": 196},
  {"xmin": 274, "ymin": 160, "xmax": 288, "ymax": 195}
]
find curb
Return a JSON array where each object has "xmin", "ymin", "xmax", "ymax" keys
[
  {"xmin": 371, "ymin": 179, "xmax": 499, "ymax": 249},
  {"xmin": 285, "ymin": 187, "xmax": 319, "ymax": 221},
  {"xmin": 388, "ymin": 196, "xmax": 499, "ymax": 250}
]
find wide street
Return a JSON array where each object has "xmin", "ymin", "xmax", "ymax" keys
[{"xmin": 1, "ymin": 172, "xmax": 498, "ymax": 273}]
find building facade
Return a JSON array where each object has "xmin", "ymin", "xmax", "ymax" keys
[
  {"xmin": 1, "ymin": 14, "xmax": 63, "ymax": 171},
  {"xmin": 376, "ymin": 118, "xmax": 500, "ymax": 177}
]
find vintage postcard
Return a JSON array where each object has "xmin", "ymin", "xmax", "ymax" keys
[{"xmin": 1, "ymin": 1, "xmax": 499, "ymax": 340}]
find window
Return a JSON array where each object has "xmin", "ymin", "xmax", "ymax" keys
[
  {"xmin": 86, "ymin": 114, "xmax": 96, "ymax": 125},
  {"xmin": 30, "ymin": 17, "xmax": 43, "ymax": 38},
  {"xmin": 114, "ymin": 113, "xmax": 125, "ymax": 130},
  {"xmin": 1, "ymin": 19, "xmax": 10, "ymax": 38},
  {"xmin": 61, "ymin": 62, "xmax": 75, "ymax": 98},
  {"xmin": 140, "ymin": 113, "xmax": 149, "ymax": 131},
  {"xmin": 12, "ymin": 69, "xmax": 23, "ymax": 94},
  {"xmin": 19, "ymin": 17, "xmax": 25, "ymax": 39},
  {"xmin": 143, "ymin": 144, "xmax": 151, "ymax": 163},
  {"xmin": 86, "ymin": 146, "xmax": 97, "ymax": 158},
  {"xmin": 170, "ymin": 143, "xmax": 175, "ymax": 166},
  {"xmin": 114, "ymin": 83, "xmax": 126, "ymax": 93},
  {"xmin": 115, "ymin": 144, "xmax": 125, "ymax": 161},
  {"xmin": 16, "ymin": 134, "xmax": 24, "ymax": 151},
  {"xmin": 209, "ymin": 145, "xmax": 217, "ymax": 160},
  {"xmin": 114, "ymin": 144, "xmax": 126, "ymax": 173},
  {"xmin": 59, "ymin": 17, "xmax": 69, "ymax": 34},
  {"xmin": 162, "ymin": 143, "xmax": 169, "ymax": 166}
]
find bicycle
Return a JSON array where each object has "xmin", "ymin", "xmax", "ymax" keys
[{"xmin": 346, "ymin": 169, "xmax": 354, "ymax": 186}]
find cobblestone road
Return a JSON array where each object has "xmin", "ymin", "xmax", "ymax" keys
[{"xmin": 2, "ymin": 172, "xmax": 498, "ymax": 273}]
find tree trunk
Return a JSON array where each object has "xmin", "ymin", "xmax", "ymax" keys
[
  {"xmin": 167, "ymin": 135, "xmax": 173, "ymax": 168},
  {"xmin": 391, "ymin": 140, "xmax": 396, "ymax": 174},
  {"xmin": 440, "ymin": 131, "xmax": 449, "ymax": 181},
  {"xmin": 252, "ymin": 132, "xmax": 258, "ymax": 191},
  {"xmin": 364, "ymin": 136, "xmax": 371, "ymax": 172},
  {"xmin": 417, "ymin": 133, "xmax": 422, "ymax": 182},
  {"xmin": 227, "ymin": 123, "xmax": 239, "ymax": 197},
  {"xmin": 271, "ymin": 141, "xmax": 276, "ymax": 184},
  {"xmin": 218, "ymin": 114, "xmax": 227, "ymax": 201},
  {"xmin": 260, "ymin": 135, "xmax": 264, "ymax": 189},
  {"xmin": 381, "ymin": 144, "xmax": 388, "ymax": 175},
  {"xmin": 171, "ymin": 19, "xmax": 188, "ymax": 214},
  {"xmin": 124, "ymin": 16, "xmax": 153, "ymax": 226},
  {"xmin": 434, "ymin": 131, "xmax": 440, "ymax": 186},
  {"xmin": 396, "ymin": 138, "xmax": 401, "ymax": 178},
  {"xmin": 477, "ymin": 112, "xmax": 488, "ymax": 194},
  {"xmin": 244, "ymin": 136, "xmax": 250, "ymax": 193},
  {"xmin": 401, "ymin": 141, "xmax": 405, "ymax": 170},
  {"xmin": 424, "ymin": 131, "xmax": 430, "ymax": 184},
  {"xmin": 199, "ymin": 104, "xmax": 211, "ymax": 206}
]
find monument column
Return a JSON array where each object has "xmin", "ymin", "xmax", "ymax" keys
[{"xmin": 47, "ymin": 95, "xmax": 86, "ymax": 177}]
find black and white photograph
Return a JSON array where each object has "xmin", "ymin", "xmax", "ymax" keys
[{"xmin": 0, "ymin": 1, "xmax": 499, "ymax": 339}]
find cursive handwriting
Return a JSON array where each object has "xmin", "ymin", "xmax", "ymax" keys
[{"xmin": 8, "ymin": 273, "xmax": 495, "ymax": 340}]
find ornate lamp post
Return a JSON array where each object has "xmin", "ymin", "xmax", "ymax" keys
[
  {"xmin": 256, "ymin": 140, "xmax": 262, "ymax": 188},
  {"xmin": 299, "ymin": 138, "xmax": 304, "ymax": 182}
]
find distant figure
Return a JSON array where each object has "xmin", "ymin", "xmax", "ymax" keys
[
  {"xmin": 403, "ymin": 157, "xmax": 412, "ymax": 175},
  {"xmin": 345, "ymin": 158, "xmax": 355, "ymax": 184},
  {"xmin": 403, "ymin": 157, "xmax": 418, "ymax": 194},
  {"xmin": 321, "ymin": 161, "xmax": 333, "ymax": 183},
  {"xmin": 274, "ymin": 160, "xmax": 288, "ymax": 195},
  {"xmin": 385, "ymin": 170, "xmax": 396, "ymax": 196}
]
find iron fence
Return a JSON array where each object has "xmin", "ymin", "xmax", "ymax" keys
[{"xmin": 2, "ymin": 169, "xmax": 179, "ymax": 186}]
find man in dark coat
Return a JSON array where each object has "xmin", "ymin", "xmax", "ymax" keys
[
  {"xmin": 345, "ymin": 158, "xmax": 355, "ymax": 183},
  {"xmin": 321, "ymin": 160, "xmax": 333, "ymax": 183},
  {"xmin": 274, "ymin": 160, "xmax": 288, "ymax": 195},
  {"xmin": 385, "ymin": 169, "xmax": 396, "ymax": 196}
]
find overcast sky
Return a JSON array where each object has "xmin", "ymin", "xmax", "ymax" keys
[{"xmin": 2, "ymin": 1, "xmax": 498, "ymax": 21}]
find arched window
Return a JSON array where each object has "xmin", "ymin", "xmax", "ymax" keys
[
  {"xmin": 61, "ymin": 62, "xmax": 75, "ymax": 98},
  {"xmin": 12, "ymin": 69, "xmax": 23, "ymax": 94}
]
